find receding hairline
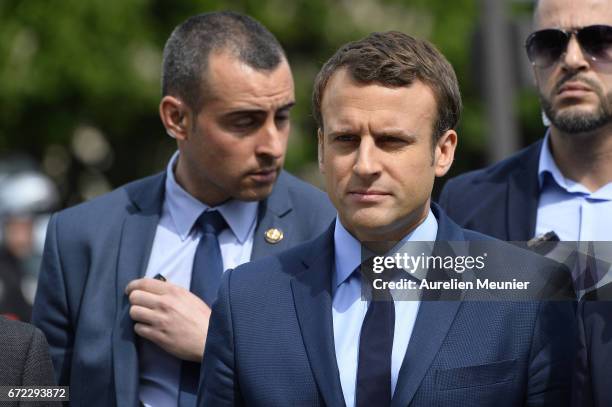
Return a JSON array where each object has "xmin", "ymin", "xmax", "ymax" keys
[
  {"xmin": 161, "ymin": 11, "xmax": 287, "ymax": 111},
  {"xmin": 203, "ymin": 49, "xmax": 292, "ymax": 102}
]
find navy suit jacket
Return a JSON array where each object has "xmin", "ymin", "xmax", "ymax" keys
[
  {"xmin": 31, "ymin": 170, "xmax": 335, "ymax": 407},
  {"xmin": 438, "ymin": 140, "xmax": 543, "ymax": 241},
  {"xmin": 198, "ymin": 204, "xmax": 576, "ymax": 407},
  {"xmin": 573, "ymin": 284, "xmax": 612, "ymax": 407}
]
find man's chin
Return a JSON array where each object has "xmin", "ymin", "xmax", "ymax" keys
[
  {"xmin": 235, "ymin": 183, "xmax": 276, "ymax": 202},
  {"xmin": 552, "ymin": 110, "xmax": 610, "ymax": 134},
  {"xmin": 341, "ymin": 210, "xmax": 393, "ymax": 237},
  {"xmin": 340, "ymin": 206, "xmax": 427, "ymax": 241}
]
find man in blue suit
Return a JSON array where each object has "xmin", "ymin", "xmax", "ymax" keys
[
  {"xmin": 31, "ymin": 12, "xmax": 335, "ymax": 407},
  {"xmin": 199, "ymin": 31, "xmax": 576, "ymax": 406},
  {"xmin": 438, "ymin": 0, "xmax": 612, "ymax": 243},
  {"xmin": 438, "ymin": 2, "xmax": 612, "ymax": 404}
]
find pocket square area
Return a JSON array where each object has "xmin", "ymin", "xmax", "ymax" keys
[{"xmin": 435, "ymin": 359, "xmax": 517, "ymax": 390}]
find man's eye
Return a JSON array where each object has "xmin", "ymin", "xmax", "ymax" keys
[
  {"xmin": 233, "ymin": 117, "xmax": 256, "ymax": 128},
  {"xmin": 335, "ymin": 134, "xmax": 356, "ymax": 142},
  {"xmin": 378, "ymin": 136, "xmax": 411, "ymax": 147},
  {"xmin": 379, "ymin": 136, "xmax": 403, "ymax": 143},
  {"xmin": 275, "ymin": 114, "xmax": 290, "ymax": 124}
]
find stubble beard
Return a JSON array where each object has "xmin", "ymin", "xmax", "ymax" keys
[{"xmin": 540, "ymin": 80, "xmax": 612, "ymax": 135}]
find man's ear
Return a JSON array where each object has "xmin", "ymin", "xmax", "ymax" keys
[
  {"xmin": 434, "ymin": 129, "xmax": 457, "ymax": 177},
  {"xmin": 317, "ymin": 128, "xmax": 325, "ymax": 174},
  {"xmin": 159, "ymin": 96, "xmax": 190, "ymax": 141}
]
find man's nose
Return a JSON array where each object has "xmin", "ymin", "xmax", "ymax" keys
[
  {"xmin": 255, "ymin": 120, "xmax": 287, "ymax": 159},
  {"xmin": 561, "ymin": 35, "xmax": 590, "ymax": 72},
  {"xmin": 352, "ymin": 137, "xmax": 382, "ymax": 178}
]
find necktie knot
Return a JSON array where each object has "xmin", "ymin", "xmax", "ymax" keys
[
  {"xmin": 355, "ymin": 260, "xmax": 399, "ymax": 302},
  {"xmin": 196, "ymin": 210, "xmax": 227, "ymax": 235}
]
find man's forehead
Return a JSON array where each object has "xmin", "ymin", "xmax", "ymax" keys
[
  {"xmin": 322, "ymin": 78, "xmax": 437, "ymax": 136},
  {"xmin": 204, "ymin": 51, "xmax": 294, "ymax": 108},
  {"xmin": 323, "ymin": 70, "xmax": 430, "ymax": 108},
  {"xmin": 535, "ymin": 0, "xmax": 612, "ymax": 29}
]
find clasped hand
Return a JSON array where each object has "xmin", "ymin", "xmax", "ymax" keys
[{"xmin": 126, "ymin": 278, "xmax": 211, "ymax": 362}]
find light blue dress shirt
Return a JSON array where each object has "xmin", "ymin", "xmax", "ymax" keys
[
  {"xmin": 139, "ymin": 151, "xmax": 258, "ymax": 407},
  {"xmin": 332, "ymin": 210, "xmax": 438, "ymax": 407},
  {"xmin": 536, "ymin": 133, "xmax": 612, "ymax": 241}
]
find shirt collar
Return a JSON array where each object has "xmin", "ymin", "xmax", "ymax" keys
[
  {"xmin": 333, "ymin": 209, "xmax": 438, "ymax": 289},
  {"xmin": 165, "ymin": 151, "xmax": 258, "ymax": 242},
  {"xmin": 538, "ymin": 130, "xmax": 583, "ymax": 193},
  {"xmin": 538, "ymin": 132, "xmax": 612, "ymax": 199}
]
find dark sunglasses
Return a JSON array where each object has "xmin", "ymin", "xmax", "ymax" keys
[{"xmin": 525, "ymin": 24, "xmax": 612, "ymax": 68}]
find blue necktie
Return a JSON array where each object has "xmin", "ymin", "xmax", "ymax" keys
[
  {"xmin": 178, "ymin": 210, "xmax": 227, "ymax": 407},
  {"xmin": 190, "ymin": 210, "xmax": 228, "ymax": 305},
  {"xmin": 355, "ymin": 267, "xmax": 395, "ymax": 407}
]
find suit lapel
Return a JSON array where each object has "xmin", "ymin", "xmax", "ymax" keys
[
  {"xmin": 251, "ymin": 171, "xmax": 293, "ymax": 260},
  {"xmin": 112, "ymin": 174, "xmax": 165, "ymax": 407},
  {"xmin": 391, "ymin": 301, "xmax": 461, "ymax": 407},
  {"xmin": 290, "ymin": 226, "xmax": 346, "ymax": 407},
  {"xmin": 506, "ymin": 140, "xmax": 542, "ymax": 241},
  {"xmin": 391, "ymin": 205, "xmax": 463, "ymax": 406}
]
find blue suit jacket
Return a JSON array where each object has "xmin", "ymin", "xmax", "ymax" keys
[
  {"xmin": 438, "ymin": 140, "xmax": 543, "ymax": 241},
  {"xmin": 31, "ymin": 170, "xmax": 335, "ymax": 407},
  {"xmin": 573, "ymin": 285, "xmax": 612, "ymax": 407},
  {"xmin": 198, "ymin": 204, "xmax": 576, "ymax": 406}
]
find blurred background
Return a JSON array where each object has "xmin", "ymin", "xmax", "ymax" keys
[{"xmin": 0, "ymin": 0, "xmax": 544, "ymax": 320}]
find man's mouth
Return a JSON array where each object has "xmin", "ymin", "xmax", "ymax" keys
[
  {"xmin": 248, "ymin": 168, "xmax": 278, "ymax": 184},
  {"xmin": 557, "ymin": 81, "xmax": 593, "ymax": 97},
  {"xmin": 347, "ymin": 189, "xmax": 391, "ymax": 203}
]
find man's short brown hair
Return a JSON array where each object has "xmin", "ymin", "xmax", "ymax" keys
[{"xmin": 312, "ymin": 31, "xmax": 462, "ymax": 141}]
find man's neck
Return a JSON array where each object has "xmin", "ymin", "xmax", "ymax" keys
[
  {"xmin": 549, "ymin": 124, "xmax": 612, "ymax": 192},
  {"xmin": 174, "ymin": 155, "xmax": 230, "ymax": 207}
]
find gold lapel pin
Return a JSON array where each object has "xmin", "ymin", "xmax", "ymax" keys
[{"xmin": 264, "ymin": 228, "xmax": 284, "ymax": 244}]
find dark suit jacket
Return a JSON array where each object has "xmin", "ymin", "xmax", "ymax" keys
[
  {"xmin": 31, "ymin": 170, "xmax": 335, "ymax": 407},
  {"xmin": 0, "ymin": 317, "xmax": 57, "ymax": 406},
  {"xmin": 198, "ymin": 204, "xmax": 576, "ymax": 406},
  {"xmin": 573, "ymin": 284, "xmax": 612, "ymax": 407},
  {"xmin": 0, "ymin": 248, "xmax": 33, "ymax": 321},
  {"xmin": 438, "ymin": 140, "xmax": 543, "ymax": 241}
]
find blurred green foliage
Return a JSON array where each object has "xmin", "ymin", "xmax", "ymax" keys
[{"xmin": 0, "ymin": 0, "xmax": 544, "ymax": 205}]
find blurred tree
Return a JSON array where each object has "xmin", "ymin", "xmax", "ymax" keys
[{"xmin": 0, "ymin": 0, "xmax": 542, "ymax": 206}]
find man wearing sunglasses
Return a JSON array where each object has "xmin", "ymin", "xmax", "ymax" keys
[
  {"xmin": 439, "ymin": 1, "xmax": 612, "ymax": 404},
  {"xmin": 439, "ymin": 0, "xmax": 612, "ymax": 246}
]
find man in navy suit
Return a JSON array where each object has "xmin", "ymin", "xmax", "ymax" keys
[
  {"xmin": 31, "ymin": 11, "xmax": 334, "ymax": 407},
  {"xmin": 438, "ymin": 0, "xmax": 612, "ymax": 243},
  {"xmin": 199, "ymin": 31, "xmax": 576, "ymax": 406}
]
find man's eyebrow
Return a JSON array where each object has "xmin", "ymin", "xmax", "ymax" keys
[
  {"xmin": 222, "ymin": 101, "xmax": 296, "ymax": 116},
  {"xmin": 327, "ymin": 128, "xmax": 359, "ymax": 138},
  {"xmin": 221, "ymin": 110, "xmax": 264, "ymax": 117},
  {"xmin": 372, "ymin": 129, "xmax": 417, "ymax": 139},
  {"xmin": 277, "ymin": 101, "xmax": 296, "ymax": 111}
]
